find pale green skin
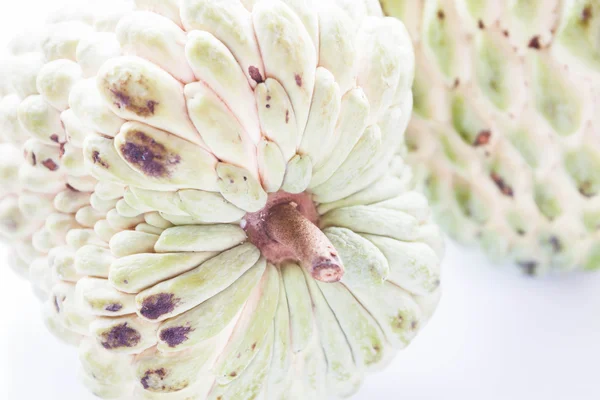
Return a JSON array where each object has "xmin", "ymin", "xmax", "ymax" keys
[
  {"xmin": 384, "ymin": 0, "xmax": 600, "ymax": 274},
  {"xmin": 3, "ymin": 1, "xmax": 445, "ymax": 400}
]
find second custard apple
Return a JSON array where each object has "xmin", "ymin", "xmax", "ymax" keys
[{"xmin": 382, "ymin": 0, "xmax": 600, "ymax": 275}]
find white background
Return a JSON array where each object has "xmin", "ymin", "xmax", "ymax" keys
[{"xmin": 1, "ymin": 1, "xmax": 600, "ymax": 399}]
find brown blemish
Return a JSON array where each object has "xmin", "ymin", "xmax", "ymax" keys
[
  {"xmin": 100, "ymin": 323, "xmax": 141, "ymax": 349},
  {"xmin": 251, "ymin": 342, "xmax": 257, "ymax": 351},
  {"xmin": 92, "ymin": 151, "xmax": 110, "ymax": 169},
  {"xmin": 578, "ymin": 181, "xmax": 595, "ymax": 197},
  {"xmin": 490, "ymin": 172, "xmax": 514, "ymax": 197},
  {"xmin": 518, "ymin": 261, "xmax": 538, "ymax": 276},
  {"xmin": 249, "ymin": 66, "xmax": 264, "ymax": 84},
  {"xmin": 140, "ymin": 293, "xmax": 179, "ymax": 320},
  {"xmin": 160, "ymin": 326, "xmax": 192, "ymax": 348},
  {"xmin": 517, "ymin": 229, "xmax": 526, "ymax": 236},
  {"xmin": 453, "ymin": 78, "xmax": 460, "ymax": 88},
  {"xmin": 229, "ymin": 372, "xmax": 237, "ymax": 378},
  {"xmin": 295, "ymin": 74, "xmax": 302, "ymax": 87},
  {"xmin": 42, "ymin": 159, "xmax": 59, "ymax": 171},
  {"xmin": 120, "ymin": 131, "xmax": 181, "ymax": 178},
  {"xmin": 393, "ymin": 313, "xmax": 404, "ymax": 330},
  {"xmin": 582, "ymin": 5, "xmax": 593, "ymax": 25},
  {"xmin": 437, "ymin": 10, "xmax": 445, "ymax": 20},
  {"xmin": 503, "ymin": 30, "xmax": 510, "ymax": 37},
  {"xmin": 107, "ymin": 74, "xmax": 159, "ymax": 117},
  {"xmin": 105, "ymin": 303, "xmax": 123, "ymax": 313},
  {"xmin": 140, "ymin": 368, "xmax": 167, "ymax": 390},
  {"xmin": 478, "ymin": 20, "xmax": 485, "ymax": 29},
  {"xmin": 473, "ymin": 130, "xmax": 491, "ymax": 146},
  {"xmin": 528, "ymin": 36, "xmax": 541, "ymax": 49}
]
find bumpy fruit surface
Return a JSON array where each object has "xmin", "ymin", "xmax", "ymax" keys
[
  {"xmin": 382, "ymin": 0, "xmax": 600, "ymax": 275},
  {"xmin": 2, "ymin": 0, "xmax": 443, "ymax": 399}
]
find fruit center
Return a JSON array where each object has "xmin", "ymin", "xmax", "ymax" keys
[{"xmin": 242, "ymin": 191, "xmax": 344, "ymax": 283}]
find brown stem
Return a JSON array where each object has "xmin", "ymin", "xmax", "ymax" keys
[{"xmin": 265, "ymin": 203, "xmax": 344, "ymax": 283}]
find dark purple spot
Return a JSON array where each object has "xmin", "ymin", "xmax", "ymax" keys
[
  {"xmin": 140, "ymin": 293, "xmax": 178, "ymax": 320},
  {"xmin": 411, "ymin": 320, "xmax": 419, "ymax": 330},
  {"xmin": 160, "ymin": 326, "xmax": 192, "ymax": 348},
  {"xmin": 53, "ymin": 296, "xmax": 60, "ymax": 313},
  {"xmin": 473, "ymin": 130, "xmax": 491, "ymax": 146},
  {"xmin": 518, "ymin": 261, "xmax": 538, "ymax": 276},
  {"xmin": 42, "ymin": 159, "xmax": 59, "ymax": 171},
  {"xmin": 147, "ymin": 100, "xmax": 157, "ymax": 114},
  {"xmin": 31, "ymin": 152, "xmax": 37, "ymax": 166},
  {"xmin": 105, "ymin": 303, "xmax": 123, "ymax": 313},
  {"xmin": 50, "ymin": 134, "xmax": 59, "ymax": 143},
  {"xmin": 65, "ymin": 183, "xmax": 79, "ymax": 192},
  {"xmin": 491, "ymin": 172, "xmax": 514, "ymax": 197},
  {"xmin": 111, "ymin": 89, "xmax": 131, "ymax": 109},
  {"xmin": 92, "ymin": 151, "xmax": 109, "ymax": 169},
  {"xmin": 101, "ymin": 323, "xmax": 141, "ymax": 349},
  {"xmin": 120, "ymin": 131, "xmax": 181, "ymax": 178},
  {"xmin": 548, "ymin": 236, "xmax": 562, "ymax": 253},
  {"xmin": 285, "ymin": 110, "xmax": 290, "ymax": 124},
  {"xmin": 248, "ymin": 66, "xmax": 264, "ymax": 84},
  {"xmin": 295, "ymin": 74, "xmax": 302, "ymax": 87},
  {"xmin": 528, "ymin": 36, "xmax": 541, "ymax": 49},
  {"xmin": 141, "ymin": 368, "xmax": 167, "ymax": 390},
  {"xmin": 59, "ymin": 142, "xmax": 66, "ymax": 158},
  {"xmin": 266, "ymin": 104, "xmax": 271, "ymax": 109}
]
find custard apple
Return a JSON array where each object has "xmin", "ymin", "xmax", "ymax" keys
[
  {"xmin": 381, "ymin": 0, "xmax": 600, "ymax": 275},
  {"xmin": 1, "ymin": 0, "xmax": 443, "ymax": 399}
]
